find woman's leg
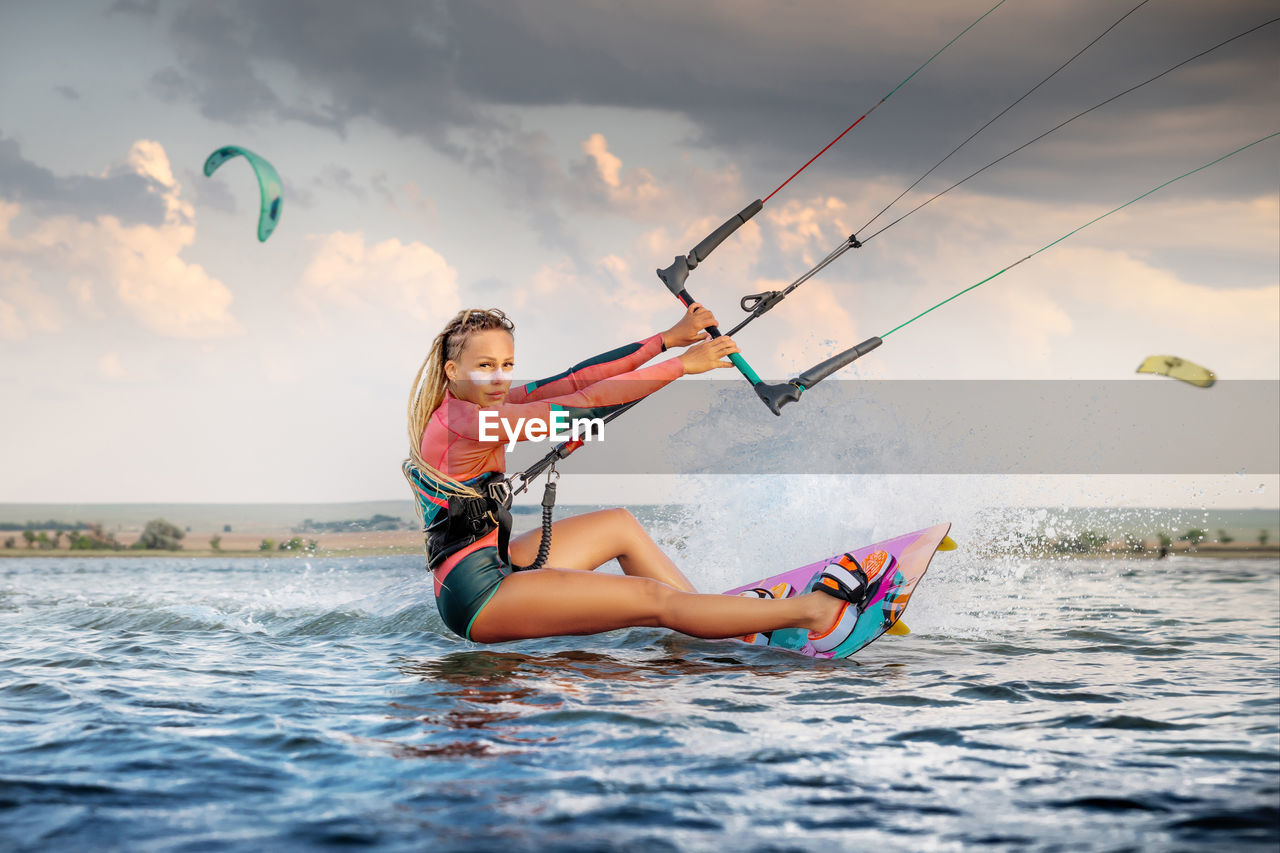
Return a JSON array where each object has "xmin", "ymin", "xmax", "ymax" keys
[
  {"xmin": 468, "ymin": 568, "xmax": 843, "ymax": 644},
  {"xmin": 507, "ymin": 508, "xmax": 696, "ymax": 592}
]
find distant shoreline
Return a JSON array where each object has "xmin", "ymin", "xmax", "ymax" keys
[
  {"xmin": 0, "ymin": 529, "xmax": 427, "ymax": 559},
  {"xmin": 2, "ymin": 503, "xmax": 1276, "ymax": 560},
  {"xmin": 1, "ymin": 528, "xmax": 1276, "ymax": 560}
]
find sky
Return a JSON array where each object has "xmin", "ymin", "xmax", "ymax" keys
[{"xmin": 0, "ymin": 0, "xmax": 1276, "ymax": 505}]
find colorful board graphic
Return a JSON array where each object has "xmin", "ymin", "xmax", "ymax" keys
[{"xmin": 722, "ymin": 523, "xmax": 953, "ymax": 659}]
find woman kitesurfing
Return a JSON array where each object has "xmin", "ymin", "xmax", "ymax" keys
[
  {"xmin": 401, "ymin": 1, "xmax": 1276, "ymax": 655},
  {"xmin": 404, "ymin": 306, "xmax": 883, "ymax": 647}
]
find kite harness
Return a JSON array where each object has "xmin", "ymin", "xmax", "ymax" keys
[{"xmin": 406, "ymin": 462, "xmax": 559, "ymax": 574}]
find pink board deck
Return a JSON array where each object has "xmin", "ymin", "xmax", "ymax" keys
[{"xmin": 722, "ymin": 522, "xmax": 952, "ymax": 659}]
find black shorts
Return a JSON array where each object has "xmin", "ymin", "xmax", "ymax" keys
[{"xmin": 436, "ymin": 547, "xmax": 510, "ymax": 640}]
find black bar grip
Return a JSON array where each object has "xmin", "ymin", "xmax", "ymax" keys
[
  {"xmin": 753, "ymin": 336, "xmax": 884, "ymax": 416},
  {"xmin": 672, "ymin": 288, "xmax": 729, "ymax": 339},
  {"xmin": 656, "ymin": 199, "xmax": 762, "ymax": 296},
  {"xmin": 690, "ymin": 199, "xmax": 763, "ymax": 264},
  {"xmin": 754, "ymin": 381, "xmax": 803, "ymax": 416},
  {"xmin": 657, "ymin": 255, "xmax": 691, "ymax": 296},
  {"xmin": 796, "ymin": 336, "xmax": 882, "ymax": 387}
]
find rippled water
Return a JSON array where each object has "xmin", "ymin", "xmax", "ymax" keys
[{"xmin": 2, "ymin": 543, "xmax": 1277, "ymax": 851}]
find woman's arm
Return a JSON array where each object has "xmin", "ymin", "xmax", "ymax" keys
[
  {"xmin": 506, "ymin": 334, "xmax": 666, "ymax": 404},
  {"xmin": 442, "ymin": 335, "xmax": 738, "ymax": 448},
  {"xmin": 508, "ymin": 304, "xmax": 718, "ymax": 404},
  {"xmin": 444, "ymin": 357, "xmax": 686, "ymax": 444}
]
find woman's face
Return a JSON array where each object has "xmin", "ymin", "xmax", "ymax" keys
[{"xmin": 445, "ymin": 328, "xmax": 515, "ymax": 405}]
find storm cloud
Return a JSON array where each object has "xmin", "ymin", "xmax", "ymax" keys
[
  {"xmin": 149, "ymin": 0, "xmax": 1277, "ymax": 197},
  {"xmin": 0, "ymin": 134, "xmax": 169, "ymax": 226}
]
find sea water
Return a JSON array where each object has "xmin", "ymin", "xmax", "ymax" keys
[{"xmin": 2, "ymin": 508, "xmax": 1277, "ymax": 851}]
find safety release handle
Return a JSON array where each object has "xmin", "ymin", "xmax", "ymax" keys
[{"xmin": 754, "ymin": 336, "xmax": 883, "ymax": 416}]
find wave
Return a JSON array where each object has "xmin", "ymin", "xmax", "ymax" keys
[{"xmin": 7, "ymin": 557, "xmax": 448, "ymax": 638}]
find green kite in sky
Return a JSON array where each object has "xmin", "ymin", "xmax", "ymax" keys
[{"xmin": 203, "ymin": 145, "xmax": 282, "ymax": 242}]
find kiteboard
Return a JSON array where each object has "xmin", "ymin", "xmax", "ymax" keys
[{"xmin": 722, "ymin": 522, "xmax": 953, "ymax": 659}]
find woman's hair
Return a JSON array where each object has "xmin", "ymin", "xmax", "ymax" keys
[{"xmin": 406, "ymin": 308, "xmax": 515, "ymax": 500}]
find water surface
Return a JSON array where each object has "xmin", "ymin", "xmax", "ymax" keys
[{"xmin": 2, "ymin": 546, "xmax": 1277, "ymax": 851}]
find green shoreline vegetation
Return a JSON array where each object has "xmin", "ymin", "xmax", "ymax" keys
[
  {"xmin": 0, "ymin": 515, "xmax": 424, "ymax": 558},
  {"xmin": 1, "ymin": 512, "xmax": 1277, "ymax": 560}
]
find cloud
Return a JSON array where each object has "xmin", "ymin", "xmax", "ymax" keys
[
  {"xmin": 765, "ymin": 196, "xmax": 855, "ymax": 262},
  {"xmin": 147, "ymin": 0, "xmax": 1271, "ymax": 226},
  {"xmin": 582, "ymin": 133, "xmax": 622, "ymax": 187},
  {"xmin": 502, "ymin": 203, "xmax": 769, "ymax": 359},
  {"xmin": 574, "ymin": 132, "xmax": 664, "ymax": 213},
  {"xmin": 691, "ymin": 171, "xmax": 1278, "ymax": 378},
  {"xmin": 502, "ymin": 254, "xmax": 671, "ymax": 373},
  {"xmin": 991, "ymin": 283, "xmax": 1077, "ymax": 362},
  {"xmin": 0, "ymin": 134, "xmax": 169, "ymax": 225},
  {"xmin": 315, "ymin": 164, "xmax": 367, "ymax": 201},
  {"xmin": 143, "ymin": 0, "xmax": 1277, "ymax": 272},
  {"xmin": 1062, "ymin": 187, "xmax": 1279, "ymax": 273},
  {"xmin": 0, "ymin": 280, "xmax": 63, "ymax": 340},
  {"xmin": 0, "ymin": 250, "xmax": 60, "ymax": 341},
  {"xmin": 936, "ymin": 244, "xmax": 1280, "ymax": 378},
  {"xmin": 1060, "ymin": 245, "xmax": 1279, "ymax": 333},
  {"xmin": 855, "ymin": 166, "xmax": 1279, "ymax": 297},
  {"xmin": 110, "ymin": 233, "xmax": 239, "ymax": 338},
  {"xmin": 443, "ymin": 123, "xmax": 740, "ymax": 251},
  {"xmin": 0, "ymin": 141, "xmax": 242, "ymax": 339},
  {"xmin": 154, "ymin": 1, "xmax": 468, "ymax": 138},
  {"xmin": 399, "ymin": 180, "xmax": 436, "ymax": 219},
  {"xmin": 298, "ymin": 230, "xmax": 461, "ymax": 324},
  {"xmin": 185, "ymin": 165, "xmax": 238, "ymax": 215}
]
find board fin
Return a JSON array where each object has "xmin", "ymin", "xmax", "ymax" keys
[
  {"xmin": 937, "ymin": 535, "xmax": 958, "ymax": 551},
  {"xmin": 885, "ymin": 620, "xmax": 910, "ymax": 636}
]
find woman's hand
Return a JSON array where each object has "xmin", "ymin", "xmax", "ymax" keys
[
  {"xmin": 661, "ymin": 302, "xmax": 719, "ymax": 349},
  {"xmin": 677, "ymin": 335, "xmax": 740, "ymax": 374}
]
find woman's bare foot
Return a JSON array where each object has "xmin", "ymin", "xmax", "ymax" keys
[{"xmin": 799, "ymin": 591, "xmax": 846, "ymax": 634}]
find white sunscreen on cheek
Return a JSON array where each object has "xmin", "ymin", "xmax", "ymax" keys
[{"xmin": 469, "ymin": 368, "xmax": 513, "ymax": 384}]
